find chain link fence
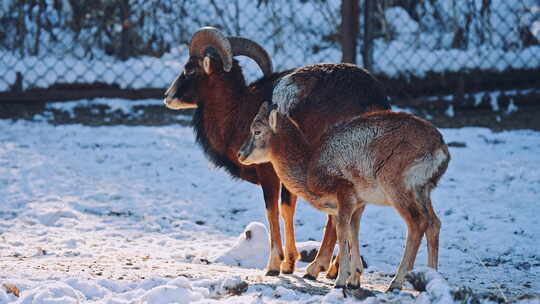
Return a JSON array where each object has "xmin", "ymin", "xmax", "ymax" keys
[{"xmin": 0, "ymin": 0, "xmax": 539, "ymax": 96}]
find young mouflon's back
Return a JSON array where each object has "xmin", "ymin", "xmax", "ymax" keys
[
  {"xmin": 238, "ymin": 103, "xmax": 450, "ymax": 291},
  {"xmin": 308, "ymin": 110, "xmax": 449, "ymax": 204}
]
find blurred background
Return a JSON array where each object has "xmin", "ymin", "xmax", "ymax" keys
[{"xmin": 0, "ymin": 0, "xmax": 539, "ymax": 128}]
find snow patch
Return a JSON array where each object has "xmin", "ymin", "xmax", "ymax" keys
[
  {"xmin": 139, "ymin": 284, "xmax": 204, "ymax": 304},
  {"xmin": 15, "ymin": 282, "xmax": 85, "ymax": 304},
  {"xmin": 64, "ymin": 279, "xmax": 108, "ymax": 300},
  {"xmin": 215, "ymin": 222, "xmax": 269, "ymax": 269},
  {"xmin": 34, "ymin": 208, "xmax": 79, "ymax": 227},
  {"xmin": 445, "ymin": 105, "xmax": 454, "ymax": 117}
]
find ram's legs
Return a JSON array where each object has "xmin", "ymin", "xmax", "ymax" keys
[
  {"xmin": 280, "ymin": 185, "xmax": 300, "ymax": 274},
  {"xmin": 258, "ymin": 166, "xmax": 284, "ymax": 276}
]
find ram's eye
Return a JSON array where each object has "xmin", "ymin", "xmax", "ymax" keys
[{"xmin": 254, "ymin": 130, "xmax": 262, "ymax": 136}]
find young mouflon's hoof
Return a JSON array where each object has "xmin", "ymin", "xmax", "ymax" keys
[
  {"xmin": 346, "ymin": 282, "xmax": 360, "ymax": 289},
  {"xmin": 281, "ymin": 262, "xmax": 295, "ymax": 274},
  {"xmin": 303, "ymin": 273, "xmax": 317, "ymax": 281},
  {"xmin": 385, "ymin": 283, "xmax": 402, "ymax": 293},
  {"xmin": 265, "ymin": 270, "xmax": 280, "ymax": 276}
]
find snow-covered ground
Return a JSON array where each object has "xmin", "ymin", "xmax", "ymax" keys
[{"xmin": 1, "ymin": 99, "xmax": 540, "ymax": 303}]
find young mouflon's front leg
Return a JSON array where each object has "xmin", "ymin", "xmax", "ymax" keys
[
  {"xmin": 326, "ymin": 254, "xmax": 340, "ymax": 280},
  {"xmin": 304, "ymin": 215, "xmax": 337, "ymax": 280}
]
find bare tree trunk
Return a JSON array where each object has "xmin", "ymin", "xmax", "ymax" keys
[
  {"xmin": 120, "ymin": 0, "xmax": 131, "ymax": 61},
  {"xmin": 362, "ymin": 0, "xmax": 374, "ymax": 70},
  {"xmin": 33, "ymin": 0, "xmax": 46, "ymax": 56},
  {"xmin": 17, "ymin": 0, "xmax": 27, "ymax": 56},
  {"xmin": 341, "ymin": 0, "xmax": 359, "ymax": 64},
  {"xmin": 480, "ymin": 0, "xmax": 491, "ymax": 45}
]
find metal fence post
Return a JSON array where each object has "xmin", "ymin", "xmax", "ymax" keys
[
  {"xmin": 341, "ymin": 0, "xmax": 359, "ymax": 64},
  {"xmin": 362, "ymin": 0, "xmax": 374, "ymax": 71}
]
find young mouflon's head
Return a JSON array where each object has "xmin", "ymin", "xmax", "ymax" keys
[{"xmin": 237, "ymin": 102, "xmax": 279, "ymax": 165}]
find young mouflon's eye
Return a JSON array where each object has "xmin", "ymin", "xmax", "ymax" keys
[{"xmin": 254, "ymin": 130, "xmax": 262, "ymax": 136}]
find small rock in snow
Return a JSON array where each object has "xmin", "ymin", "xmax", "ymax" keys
[
  {"xmin": 220, "ymin": 277, "xmax": 248, "ymax": 296},
  {"xmin": 297, "ymin": 241, "xmax": 321, "ymax": 262},
  {"xmin": 2, "ymin": 283, "xmax": 20, "ymax": 297}
]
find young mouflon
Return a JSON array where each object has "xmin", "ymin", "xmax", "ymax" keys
[{"xmin": 237, "ymin": 102, "xmax": 450, "ymax": 290}]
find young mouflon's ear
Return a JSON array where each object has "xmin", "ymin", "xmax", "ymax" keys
[{"xmin": 269, "ymin": 109, "xmax": 278, "ymax": 132}]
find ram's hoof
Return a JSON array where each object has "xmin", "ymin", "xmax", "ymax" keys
[
  {"xmin": 326, "ymin": 272, "xmax": 338, "ymax": 280},
  {"xmin": 303, "ymin": 273, "xmax": 317, "ymax": 281}
]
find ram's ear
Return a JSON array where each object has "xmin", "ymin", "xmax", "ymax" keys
[
  {"xmin": 202, "ymin": 50, "xmax": 226, "ymax": 75},
  {"xmin": 202, "ymin": 56, "xmax": 214, "ymax": 74},
  {"xmin": 269, "ymin": 109, "xmax": 278, "ymax": 132}
]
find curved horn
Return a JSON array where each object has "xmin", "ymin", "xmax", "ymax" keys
[
  {"xmin": 189, "ymin": 27, "xmax": 233, "ymax": 72},
  {"xmin": 228, "ymin": 37, "xmax": 273, "ymax": 76}
]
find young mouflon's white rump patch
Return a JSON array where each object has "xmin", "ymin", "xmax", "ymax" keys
[{"xmin": 404, "ymin": 148, "xmax": 449, "ymax": 189}]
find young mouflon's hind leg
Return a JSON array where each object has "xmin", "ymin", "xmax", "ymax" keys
[
  {"xmin": 422, "ymin": 188, "xmax": 441, "ymax": 270},
  {"xmin": 334, "ymin": 183, "xmax": 356, "ymax": 288},
  {"xmin": 280, "ymin": 185, "xmax": 300, "ymax": 274},
  {"xmin": 387, "ymin": 187, "xmax": 428, "ymax": 291},
  {"xmin": 346, "ymin": 204, "xmax": 366, "ymax": 289}
]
